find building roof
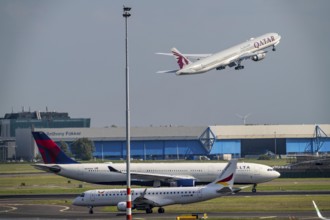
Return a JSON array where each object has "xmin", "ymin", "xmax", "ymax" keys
[
  {"xmin": 34, "ymin": 124, "xmax": 330, "ymax": 141},
  {"xmin": 35, "ymin": 126, "xmax": 208, "ymax": 141},
  {"xmin": 210, "ymin": 124, "xmax": 330, "ymax": 139}
]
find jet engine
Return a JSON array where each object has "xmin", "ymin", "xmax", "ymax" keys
[
  {"xmin": 252, "ymin": 52, "xmax": 266, "ymax": 61},
  {"xmin": 117, "ymin": 202, "xmax": 127, "ymax": 211}
]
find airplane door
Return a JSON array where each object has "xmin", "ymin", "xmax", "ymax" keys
[
  {"xmin": 253, "ymin": 166, "xmax": 261, "ymax": 182},
  {"xmin": 90, "ymin": 193, "xmax": 95, "ymax": 202},
  {"xmin": 197, "ymin": 188, "xmax": 202, "ymax": 199}
]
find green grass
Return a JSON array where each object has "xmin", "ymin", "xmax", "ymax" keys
[{"xmin": 0, "ymin": 163, "xmax": 43, "ymax": 174}]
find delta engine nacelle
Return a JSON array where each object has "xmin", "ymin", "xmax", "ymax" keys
[
  {"xmin": 252, "ymin": 52, "xmax": 266, "ymax": 61},
  {"xmin": 117, "ymin": 202, "xmax": 127, "ymax": 211}
]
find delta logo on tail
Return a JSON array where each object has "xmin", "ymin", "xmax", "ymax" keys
[
  {"xmin": 216, "ymin": 173, "xmax": 234, "ymax": 186},
  {"xmin": 32, "ymin": 132, "xmax": 78, "ymax": 164}
]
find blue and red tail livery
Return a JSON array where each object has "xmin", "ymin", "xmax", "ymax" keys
[{"xmin": 32, "ymin": 131, "xmax": 78, "ymax": 164}]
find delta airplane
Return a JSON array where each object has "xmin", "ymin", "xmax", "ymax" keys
[
  {"xmin": 73, "ymin": 159, "xmax": 238, "ymax": 214},
  {"xmin": 156, "ymin": 32, "xmax": 281, "ymax": 75},
  {"xmin": 313, "ymin": 201, "xmax": 329, "ymax": 220},
  {"xmin": 32, "ymin": 131, "xmax": 280, "ymax": 192}
]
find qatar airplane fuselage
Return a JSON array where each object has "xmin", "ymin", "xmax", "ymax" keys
[
  {"xmin": 34, "ymin": 162, "xmax": 279, "ymax": 187},
  {"xmin": 157, "ymin": 32, "xmax": 281, "ymax": 75}
]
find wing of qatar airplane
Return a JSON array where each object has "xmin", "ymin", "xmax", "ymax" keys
[
  {"xmin": 32, "ymin": 131, "xmax": 280, "ymax": 192},
  {"xmin": 156, "ymin": 32, "xmax": 281, "ymax": 75},
  {"xmin": 73, "ymin": 159, "xmax": 238, "ymax": 214}
]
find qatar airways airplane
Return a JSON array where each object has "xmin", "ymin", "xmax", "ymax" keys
[
  {"xmin": 32, "ymin": 131, "xmax": 280, "ymax": 192},
  {"xmin": 73, "ymin": 160, "xmax": 238, "ymax": 214},
  {"xmin": 157, "ymin": 32, "xmax": 281, "ymax": 75}
]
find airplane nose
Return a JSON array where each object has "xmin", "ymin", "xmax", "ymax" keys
[
  {"xmin": 274, "ymin": 170, "xmax": 281, "ymax": 178},
  {"xmin": 72, "ymin": 197, "xmax": 80, "ymax": 206}
]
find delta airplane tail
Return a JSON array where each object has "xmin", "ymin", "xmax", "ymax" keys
[{"xmin": 32, "ymin": 131, "xmax": 78, "ymax": 164}]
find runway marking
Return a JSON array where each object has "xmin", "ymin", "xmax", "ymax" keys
[
  {"xmin": 0, "ymin": 205, "xmax": 17, "ymax": 213},
  {"xmin": 59, "ymin": 205, "xmax": 70, "ymax": 212},
  {"xmin": 0, "ymin": 203, "xmax": 70, "ymax": 213},
  {"xmin": 259, "ymin": 216, "xmax": 277, "ymax": 219}
]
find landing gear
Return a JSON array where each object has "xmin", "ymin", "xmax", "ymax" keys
[
  {"xmin": 252, "ymin": 184, "xmax": 257, "ymax": 193},
  {"xmin": 272, "ymin": 45, "xmax": 276, "ymax": 51},
  {"xmin": 216, "ymin": 66, "xmax": 225, "ymax": 70},
  {"xmin": 89, "ymin": 206, "xmax": 94, "ymax": 214},
  {"xmin": 158, "ymin": 207, "xmax": 165, "ymax": 213},
  {"xmin": 235, "ymin": 65, "xmax": 244, "ymax": 70},
  {"xmin": 146, "ymin": 207, "xmax": 153, "ymax": 214}
]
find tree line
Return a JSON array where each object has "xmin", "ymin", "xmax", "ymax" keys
[{"xmin": 58, "ymin": 138, "xmax": 94, "ymax": 161}]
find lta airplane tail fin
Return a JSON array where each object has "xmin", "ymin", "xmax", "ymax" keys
[
  {"xmin": 207, "ymin": 159, "xmax": 238, "ymax": 192},
  {"xmin": 32, "ymin": 131, "xmax": 78, "ymax": 164}
]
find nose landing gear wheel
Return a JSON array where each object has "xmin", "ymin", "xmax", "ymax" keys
[{"xmin": 252, "ymin": 184, "xmax": 257, "ymax": 193}]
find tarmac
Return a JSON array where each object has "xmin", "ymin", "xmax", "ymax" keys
[{"xmin": 1, "ymin": 192, "xmax": 330, "ymax": 219}]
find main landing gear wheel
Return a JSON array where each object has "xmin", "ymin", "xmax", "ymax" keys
[
  {"xmin": 235, "ymin": 65, "xmax": 244, "ymax": 70},
  {"xmin": 89, "ymin": 206, "xmax": 94, "ymax": 214},
  {"xmin": 158, "ymin": 207, "xmax": 165, "ymax": 213},
  {"xmin": 146, "ymin": 208, "xmax": 153, "ymax": 214},
  {"xmin": 252, "ymin": 184, "xmax": 257, "ymax": 193}
]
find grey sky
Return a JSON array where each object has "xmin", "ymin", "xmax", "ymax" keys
[{"xmin": 1, "ymin": 0, "xmax": 329, "ymax": 127}]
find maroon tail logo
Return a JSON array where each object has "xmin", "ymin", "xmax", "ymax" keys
[{"xmin": 172, "ymin": 51, "xmax": 190, "ymax": 69}]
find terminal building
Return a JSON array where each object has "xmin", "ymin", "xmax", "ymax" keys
[
  {"xmin": 0, "ymin": 110, "xmax": 90, "ymax": 161},
  {"xmin": 15, "ymin": 124, "xmax": 330, "ymax": 161}
]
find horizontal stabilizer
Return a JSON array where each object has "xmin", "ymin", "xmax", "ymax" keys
[
  {"xmin": 156, "ymin": 52, "xmax": 212, "ymax": 60},
  {"xmin": 216, "ymin": 186, "xmax": 233, "ymax": 194},
  {"xmin": 32, "ymin": 164, "xmax": 61, "ymax": 173},
  {"xmin": 156, "ymin": 70, "xmax": 178, "ymax": 74}
]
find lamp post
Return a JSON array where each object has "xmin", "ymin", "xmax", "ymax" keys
[{"xmin": 123, "ymin": 5, "xmax": 132, "ymax": 220}]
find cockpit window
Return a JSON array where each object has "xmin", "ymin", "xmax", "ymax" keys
[
  {"xmin": 267, "ymin": 169, "xmax": 274, "ymax": 171},
  {"xmin": 80, "ymin": 193, "xmax": 85, "ymax": 197}
]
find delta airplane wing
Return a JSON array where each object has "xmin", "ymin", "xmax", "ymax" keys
[
  {"xmin": 109, "ymin": 165, "xmax": 195, "ymax": 182},
  {"xmin": 73, "ymin": 160, "xmax": 238, "ymax": 214},
  {"xmin": 156, "ymin": 32, "xmax": 281, "ymax": 75}
]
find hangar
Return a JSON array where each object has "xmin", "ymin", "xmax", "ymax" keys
[{"xmin": 16, "ymin": 124, "xmax": 330, "ymax": 161}]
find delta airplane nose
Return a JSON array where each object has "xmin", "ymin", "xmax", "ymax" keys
[{"xmin": 274, "ymin": 170, "xmax": 281, "ymax": 178}]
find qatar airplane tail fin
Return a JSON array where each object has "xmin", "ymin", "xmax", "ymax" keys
[
  {"xmin": 207, "ymin": 159, "xmax": 237, "ymax": 191},
  {"xmin": 32, "ymin": 131, "xmax": 78, "ymax": 164},
  {"xmin": 171, "ymin": 48, "xmax": 192, "ymax": 69}
]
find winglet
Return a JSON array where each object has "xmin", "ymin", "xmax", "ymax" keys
[
  {"xmin": 313, "ymin": 200, "xmax": 327, "ymax": 220},
  {"xmin": 32, "ymin": 131, "xmax": 78, "ymax": 164}
]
